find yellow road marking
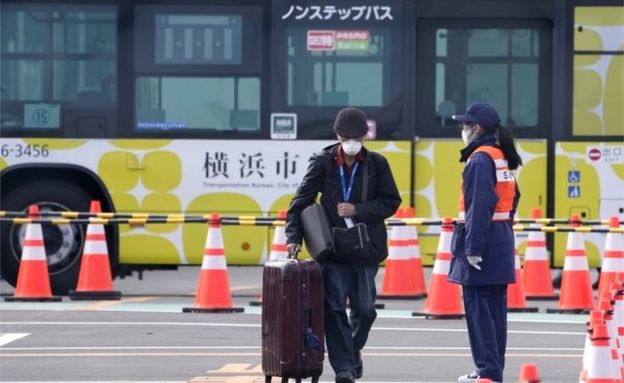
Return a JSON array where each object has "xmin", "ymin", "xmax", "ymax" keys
[
  {"xmin": 205, "ymin": 364, "xmax": 262, "ymax": 374},
  {"xmin": 189, "ymin": 377, "xmax": 264, "ymax": 383}
]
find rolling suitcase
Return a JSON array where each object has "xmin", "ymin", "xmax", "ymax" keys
[{"xmin": 261, "ymin": 255, "xmax": 324, "ymax": 383}]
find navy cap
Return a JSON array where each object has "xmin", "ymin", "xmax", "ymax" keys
[
  {"xmin": 452, "ymin": 102, "xmax": 501, "ymax": 130},
  {"xmin": 333, "ymin": 107, "xmax": 369, "ymax": 138}
]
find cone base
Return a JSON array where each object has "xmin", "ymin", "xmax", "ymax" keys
[
  {"xmin": 508, "ymin": 306, "xmax": 539, "ymax": 313},
  {"xmin": 412, "ymin": 311, "xmax": 464, "ymax": 319},
  {"xmin": 377, "ymin": 293, "xmax": 427, "ymax": 300},
  {"xmin": 545, "ymin": 308, "xmax": 590, "ymax": 314},
  {"xmin": 182, "ymin": 306, "xmax": 244, "ymax": 313},
  {"xmin": 69, "ymin": 290, "xmax": 121, "ymax": 300},
  {"xmin": 526, "ymin": 294, "xmax": 559, "ymax": 301},
  {"xmin": 5, "ymin": 296, "xmax": 62, "ymax": 302}
]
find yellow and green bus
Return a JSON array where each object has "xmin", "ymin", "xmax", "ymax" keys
[{"xmin": 1, "ymin": 0, "xmax": 622, "ymax": 294}]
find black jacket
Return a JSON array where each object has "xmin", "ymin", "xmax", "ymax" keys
[{"xmin": 286, "ymin": 143, "xmax": 401, "ymax": 264}]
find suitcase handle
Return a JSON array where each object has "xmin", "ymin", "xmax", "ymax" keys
[{"xmin": 287, "ymin": 245, "xmax": 301, "ymax": 260}]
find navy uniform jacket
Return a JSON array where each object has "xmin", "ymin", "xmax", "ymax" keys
[{"xmin": 448, "ymin": 135, "xmax": 520, "ymax": 286}]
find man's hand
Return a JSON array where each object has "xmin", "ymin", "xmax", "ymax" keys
[
  {"xmin": 467, "ymin": 256, "xmax": 483, "ymax": 271},
  {"xmin": 337, "ymin": 202, "xmax": 357, "ymax": 218},
  {"xmin": 286, "ymin": 243, "xmax": 301, "ymax": 258}
]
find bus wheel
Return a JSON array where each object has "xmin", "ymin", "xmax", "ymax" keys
[{"xmin": 1, "ymin": 179, "xmax": 112, "ymax": 295}]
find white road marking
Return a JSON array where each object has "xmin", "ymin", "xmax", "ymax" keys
[
  {"xmin": 0, "ymin": 345, "xmax": 583, "ymax": 351},
  {"xmin": 0, "ymin": 333, "xmax": 29, "ymax": 346},
  {"xmin": 0, "ymin": 322, "xmax": 585, "ymax": 336}
]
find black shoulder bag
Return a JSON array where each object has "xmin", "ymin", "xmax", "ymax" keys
[{"xmin": 330, "ymin": 160, "xmax": 374, "ymax": 264}]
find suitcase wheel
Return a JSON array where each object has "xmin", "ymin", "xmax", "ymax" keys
[
  {"xmin": 312, "ymin": 377, "xmax": 319, "ymax": 383},
  {"xmin": 264, "ymin": 376, "xmax": 272, "ymax": 383},
  {"xmin": 281, "ymin": 378, "xmax": 288, "ymax": 383}
]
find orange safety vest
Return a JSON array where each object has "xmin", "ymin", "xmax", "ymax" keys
[{"xmin": 458, "ymin": 146, "xmax": 516, "ymax": 221}]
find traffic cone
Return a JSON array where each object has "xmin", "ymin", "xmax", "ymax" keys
[
  {"xmin": 523, "ymin": 208, "xmax": 557, "ymax": 300},
  {"xmin": 585, "ymin": 324, "xmax": 622, "ymax": 383},
  {"xmin": 598, "ymin": 217, "xmax": 624, "ymax": 301},
  {"xmin": 379, "ymin": 209, "xmax": 424, "ymax": 299},
  {"xmin": 5, "ymin": 205, "xmax": 62, "ymax": 302},
  {"xmin": 547, "ymin": 215, "xmax": 594, "ymax": 313},
  {"xmin": 405, "ymin": 207, "xmax": 427, "ymax": 297},
  {"xmin": 183, "ymin": 213, "xmax": 243, "ymax": 313},
  {"xmin": 597, "ymin": 292, "xmax": 623, "ymax": 381},
  {"xmin": 580, "ymin": 310, "xmax": 606, "ymax": 383},
  {"xmin": 508, "ymin": 233, "xmax": 538, "ymax": 312},
  {"xmin": 518, "ymin": 363, "xmax": 540, "ymax": 383},
  {"xmin": 250, "ymin": 210, "xmax": 287, "ymax": 306},
  {"xmin": 413, "ymin": 217, "xmax": 463, "ymax": 319},
  {"xmin": 611, "ymin": 281, "xmax": 624, "ymax": 367},
  {"xmin": 69, "ymin": 201, "xmax": 121, "ymax": 300}
]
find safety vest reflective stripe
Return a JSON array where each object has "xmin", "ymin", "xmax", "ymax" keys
[{"xmin": 457, "ymin": 211, "xmax": 511, "ymax": 221}]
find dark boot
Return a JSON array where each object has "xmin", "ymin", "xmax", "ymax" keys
[
  {"xmin": 354, "ymin": 351, "xmax": 363, "ymax": 379},
  {"xmin": 335, "ymin": 370, "xmax": 355, "ymax": 383}
]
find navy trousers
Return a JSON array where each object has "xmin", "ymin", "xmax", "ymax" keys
[
  {"xmin": 462, "ymin": 284, "xmax": 508, "ymax": 382},
  {"xmin": 323, "ymin": 261, "xmax": 378, "ymax": 375}
]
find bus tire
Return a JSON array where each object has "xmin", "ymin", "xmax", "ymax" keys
[{"xmin": 0, "ymin": 179, "xmax": 118, "ymax": 295}]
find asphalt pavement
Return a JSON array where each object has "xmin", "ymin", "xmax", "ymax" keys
[{"xmin": 0, "ymin": 266, "xmax": 594, "ymax": 383}]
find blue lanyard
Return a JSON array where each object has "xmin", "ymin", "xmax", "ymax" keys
[{"xmin": 339, "ymin": 162, "xmax": 359, "ymax": 202}]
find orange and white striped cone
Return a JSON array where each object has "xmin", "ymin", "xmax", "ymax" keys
[
  {"xmin": 5, "ymin": 205, "xmax": 62, "ymax": 302},
  {"xmin": 379, "ymin": 209, "xmax": 424, "ymax": 299},
  {"xmin": 585, "ymin": 323, "xmax": 622, "ymax": 383},
  {"xmin": 413, "ymin": 217, "xmax": 463, "ymax": 319},
  {"xmin": 598, "ymin": 217, "xmax": 624, "ymax": 301},
  {"xmin": 69, "ymin": 200, "xmax": 121, "ymax": 300},
  {"xmin": 405, "ymin": 207, "xmax": 427, "ymax": 298},
  {"xmin": 518, "ymin": 363, "xmax": 541, "ymax": 383},
  {"xmin": 597, "ymin": 293, "xmax": 624, "ymax": 381},
  {"xmin": 250, "ymin": 210, "xmax": 288, "ymax": 306},
  {"xmin": 183, "ymin": 213, "xmax": 243, "ymax": 313},
  {"xmin": 547, "ymin": 215, "xmax": 594, "ymax": 313},
  {"xmin": 508, "ymin": 233, "xmax": 538, "ymax": 312},
  {"xmin": 580, "ymin": 310, "xmax": 606, "ymax": 383},
  {"xmin": 612, "ymin": 281, "xmax": 624, "ymax": 368},
  {"xmin": 523, "ymin": 208, "xmax": 557, "ymax": 300}
]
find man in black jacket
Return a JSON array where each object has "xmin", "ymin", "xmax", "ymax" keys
[{"xmin": 285, "ymin": 107, "xmax": 401, "ymax": 383}]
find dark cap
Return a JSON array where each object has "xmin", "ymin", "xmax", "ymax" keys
[
  {"xmin": 333, "ymin": 107, "xmax": 369, "ymax": 138},
  {"xmin": 452, "ymin": 102, "xmax": 501, "ymax": 130}
]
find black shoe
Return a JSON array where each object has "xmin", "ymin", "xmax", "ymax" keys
[
  {"xmin": 335, "ymin": 370, "xmax": 355, "ymax": 383},
  {"xmin": 354, "ymin": 352, "xmax": 363, "ymax": 379}
]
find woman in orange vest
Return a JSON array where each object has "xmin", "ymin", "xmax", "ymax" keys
[{"xmin": 448, "ymin": 102, "xmax": 522, "ymax": 383}]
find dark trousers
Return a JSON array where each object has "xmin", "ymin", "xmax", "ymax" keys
[
  {"xmin": 462, "ymin": 284, "xmax": 508, "ymax": 382},
  {"xmin": 323, "ymin": 261, "xmax": 378, "ymax": 375}
]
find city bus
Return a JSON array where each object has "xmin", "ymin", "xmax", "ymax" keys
[{"xmin": 1, "ymin": 0, "xmax": 622, "ymax": 294}]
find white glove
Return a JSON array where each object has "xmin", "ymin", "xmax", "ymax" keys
[{"xmin": 467, "ymin": 256, "xmax": 483, "ymax": 270}]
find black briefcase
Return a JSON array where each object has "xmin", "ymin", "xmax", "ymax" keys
[{"xmin": 301, "ymin": 204, "xmax": 333, "ymax": 262}]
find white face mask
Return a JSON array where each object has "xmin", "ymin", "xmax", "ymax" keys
[
  {"xmin": 461, "ymin": 127, "xmax": 477, "ymax": 145},
  {"xmin": 342, "ymin": 140, "xmax": 362, "ymax": 156}
]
